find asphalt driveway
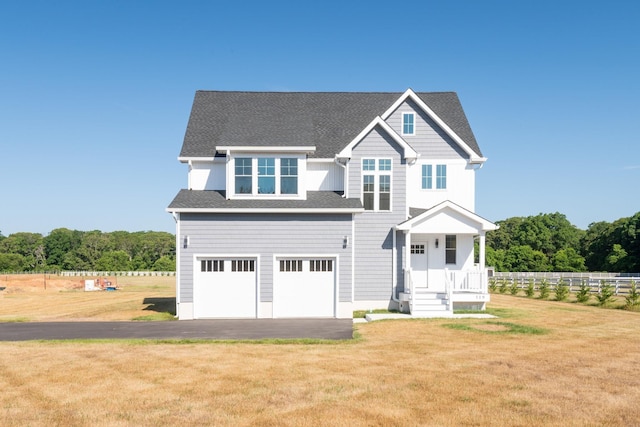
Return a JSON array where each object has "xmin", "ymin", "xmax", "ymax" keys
[{"xmin": 0, "ymin": 319, "xmax": 354, "ymax": 341}]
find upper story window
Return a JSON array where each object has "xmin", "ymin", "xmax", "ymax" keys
[
  {"xmin": 421, "ymin": 165, "xmax": 432, "ymax": 189},
  {"xmin": 280, "ymin": 158, "xmax": 298, "ymax": 194},
  {"xmin": 234, "ymin": 157, "xmax": 299, "ymax": 196},
  {"xmin": 235, "ymin": 158, "xmax": 253, "ymax": 194},
  {"xmin": 436, "ymin": 164, "xmax": 447, "ymax": 189},
  {"xmin": 362, "ymin": 158, "xmax": 392, "ymax": 211},
  {"xmin": 258, "ymin": 158, "xmax": 276, "ymax": 194},
  {"xmin": 402, "ymin": 113, "xmax": 415, "ymax": 135},
  {"xmin": 421, "ymin": 164, "xmax": 446, "ymax": 190}
]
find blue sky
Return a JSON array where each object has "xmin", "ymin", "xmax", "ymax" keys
[{"xmin": 1, "ymin": 0, "xmax": 638, "ymax": 236}]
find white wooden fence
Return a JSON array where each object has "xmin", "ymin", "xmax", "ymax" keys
[{"xmin": 491, "ymin": 272, "xmax": 639, "ymax": 295}]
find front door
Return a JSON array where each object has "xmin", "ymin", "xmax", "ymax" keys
[{"xmin": 410, "ymin": 243, "xmax": 428, "ymax": 288}]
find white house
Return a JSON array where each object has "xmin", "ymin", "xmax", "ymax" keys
[{"xmin": 167, "ymin": 89, "xmax": 497, "ymax": 319}]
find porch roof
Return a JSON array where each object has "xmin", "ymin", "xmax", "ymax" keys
[{"xmin": 396, "ymin": 201, "xmax": 498, "ymax": 233}]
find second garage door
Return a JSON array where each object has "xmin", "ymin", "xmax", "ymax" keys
[{"xmin": 273, "ymin": 258, "xmax": 336, "ymax": 318}]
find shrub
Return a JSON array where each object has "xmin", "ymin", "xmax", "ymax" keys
[
  {"xmin": 525, "ymin": 278, "xmax": 535, "ymax": 298},
  {"xmin": 575, "ymin": 280, "xmax": 591, "ymax": 303},
  {"xmin": 489, "ymin": 278, "xmax": 497, "ymax": 293},
  {"xmin": 596, "ymin": 280, "xmax": 615, "ymax": 307},
  {"xmin": 554, "ymin": 278, "xmax": 569, "ymax": 302},
  {"xmin": 499, "ymin": 278, "xmax": 508, "ymax": 294},
  {"xmin": 538, "ymin": 279, "xmax": 550, "ymax": 300},
  {"xmin": 509, "ymin": 279, "xmax": 519, "ymax": 296},
  {"xmin": 624, "ymin": 280, "xmax": 639, "ymax": 309}
]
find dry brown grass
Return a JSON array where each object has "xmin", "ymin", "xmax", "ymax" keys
[
  {"xmin": 1, "ymin": 286, "xmax": 640, "ymax": 425},
  {"xmin": 0, "ymin": 275, "xmax": 175, "ymax": 321}
]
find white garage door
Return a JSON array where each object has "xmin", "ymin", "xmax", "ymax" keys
[
  {"xmin": 273, "ymin": 258, "xmax": 335, "ymax": 318},
  {"xmin": 194, "ymin": 258, "xmax": 257, "ymax": 318}
]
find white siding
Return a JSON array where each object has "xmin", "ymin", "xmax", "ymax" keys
[
  {"xmin": 190, "ymin": 161, "xmax": 225, "ymax": 190},
  {"xmin": 306, "ymin": 161, "xmax": 344, "ymax": 191},
  {"xmin": 406, "ymin": 159, "xmax": 476, "ymax": 211}
]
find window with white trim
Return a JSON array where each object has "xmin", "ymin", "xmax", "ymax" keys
[
  {"xmin": 235, "ymin": 158, "xmax": 252, "ymax": 194},
  {"xmin": 233, "ymin": 157, "xmax": 299, "ymax": 196},
  {"xmin": 362, "ymin": 158, "xmax": 392, "ymax": 211},
  {"xmin": 258, "ymin": 158, "xmax": 275, "ymax": 194},
  {"xmin": 402, "ymin": 113, "xmax": 415, "ymax": 135},
  {"xmin": 280, "ymin": 158, "xmax": 298, "ymax": 194},
  {"xmin": 421, "ymin": 164, "xmax": 446, "ymax": 190},
  {"xmin": 421, "ymin": 165, "xmax": 432, "ymax": 189},
  {"xmin": 436, "ymin": 164, "xmax": 447, "ymax": 189},
  {"xmin": 445, "ymin": 235, "xmax": 456, "ymax": 264}
]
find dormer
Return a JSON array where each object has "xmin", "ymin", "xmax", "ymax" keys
[{"xmin": 219, "ymin": 146, "xmax": 315, "ymax": 200}]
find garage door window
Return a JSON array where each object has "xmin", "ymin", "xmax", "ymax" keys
[
  {"xmin": 201, "ymin": 260, "xmax": 224, "ymax": 272},
  {"xmin": 280, "ymin": 259, "xmax": 303, "ymax": 272},
  {"xmin": 232, "ymin": 259, "xmax": 255, "ymax": 272},
  {"xmin": 310, "ymin": 259, "xmax": 333, "ymax": 272}
]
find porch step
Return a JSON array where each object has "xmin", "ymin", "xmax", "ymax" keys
[{"xmin": 409, "ymin": 289, "xmax": 451, "ymax": 315}]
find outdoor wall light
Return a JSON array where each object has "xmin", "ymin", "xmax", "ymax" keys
[
  {"xmin": 343, "ymin": 236, "xmax": 349, "ymax": 248},
  {"xmin": 183, "ymin": 235, "xmax": 189, "ymax": 248},
  {"xmin": 435, "ymin": 238, "xmax": 439, "ymax": 248}
]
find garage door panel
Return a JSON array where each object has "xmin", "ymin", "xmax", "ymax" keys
[
  {"xmin": 194, "ymin": 258, "xmax": 256, "ymax": 318},
  {"xmin": 274, "ymin": 258, "xmax": 335, "ymax": 318}
]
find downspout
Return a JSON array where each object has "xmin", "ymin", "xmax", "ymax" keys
[
  {"xmin": 391, "ymin": 227, "xmax": 399, "ymax": 303},
  {"xmin": 171, "ymin": 211, "xmax": 181, "ymax": 319},
  {"xmin": 334, "ymin": 156, "xmax": 347, "ymax": 197}
]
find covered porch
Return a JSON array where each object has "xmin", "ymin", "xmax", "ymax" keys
[{"xmin": 395, "ymin": 201, "xmax": 498, "ymax": 316}]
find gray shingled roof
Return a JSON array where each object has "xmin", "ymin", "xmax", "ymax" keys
[
  {"xmin": 179, "ymin": 91, "xmax": 482, "ymax": 159},
  {"xmin": 167, "ymin": 190, "xmax": 363, "ymax": 211}
]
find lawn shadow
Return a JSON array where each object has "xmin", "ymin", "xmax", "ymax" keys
[{"xmin": 143, "ymin": 297, "xmax": 176, "ymax": 316}]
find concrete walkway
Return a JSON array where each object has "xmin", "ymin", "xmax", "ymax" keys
[
  {"xmin": 0, "ymin": 319, "xmax": 354, "ymax": 341},
  {"xmin": 355, "ymin": 312, "xmax": 497, "ymax": 323}
]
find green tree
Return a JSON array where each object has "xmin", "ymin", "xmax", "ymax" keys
[
  {"xmin": 43, "ymin": 228, "xmax": 83, "ymax": 269},
  {"xmin": 0, "ymin": 232, "xmax": 45, "ymax": 270},
  {"xmin": 0, "ymin": 253, "xmax": 26, "ymax": 272},
  {"xmin": 552, "ymin": 248, "xmax": 586, "ymax": 272},
  {"xmin": 95, "ymin": 250, "xmax": 131, "ymax": 271},
  {"xmin": 152, "ymin": 255, "xmax": 176, "ymax": 271},
  {"xmin": 503, "ymin": 245, "xmax": 550, "ymax": 272}
]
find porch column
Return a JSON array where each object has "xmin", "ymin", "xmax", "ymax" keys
[
  {"xmin": 478, "ymin": 232, "xmax": 486, "ymax": 270},
  {"xmin": 404, "ymin": 230, "xmax": 411, "ymax": 291}
]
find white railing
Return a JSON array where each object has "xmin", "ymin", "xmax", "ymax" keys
[
  {"xmin": 404, "ymin": 268, "xmax": 413, "ymax": 294},
  {"xmin": 448, "ymin": 270, "xmax": 488, "ymax": 293}
]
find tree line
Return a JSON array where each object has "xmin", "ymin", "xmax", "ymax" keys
[
  {"xmin": 486, "ymin": 211, "xmax": 640, "ymax": 272},
  {"xmin": 0, "ymin": 229, "xmax": 175, "ymax": 272}
]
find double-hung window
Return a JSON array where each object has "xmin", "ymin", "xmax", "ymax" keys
[
  {"xmin": 402, "ymin": 113, "xmax": 415, "ymax": 135},
  {"xmin": 280, "ymin": 158, "xmax": 298, "ymax": 194},
  {"xmin": 445, "ymin": 235, "xmax": 456, "ymax": 264},
  {"xmin": 362, "ymin": 158, "xmax": 392, "ymax": 211},
  {"xmin": 258, "ymin": 158, "xmax": 275, "ymax": 194},
  {"xmin": 235, "ymin": 158, "xmax": 252, "ymax": 194}
]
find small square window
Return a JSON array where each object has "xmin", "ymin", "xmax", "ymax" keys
[
  {"xmin": 362, "ymin": 159, "xmax": 375, "ymax": 171},
  {"xmin": 379, "ymin": 159, "xmax": 391, "ymax": 171}
]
